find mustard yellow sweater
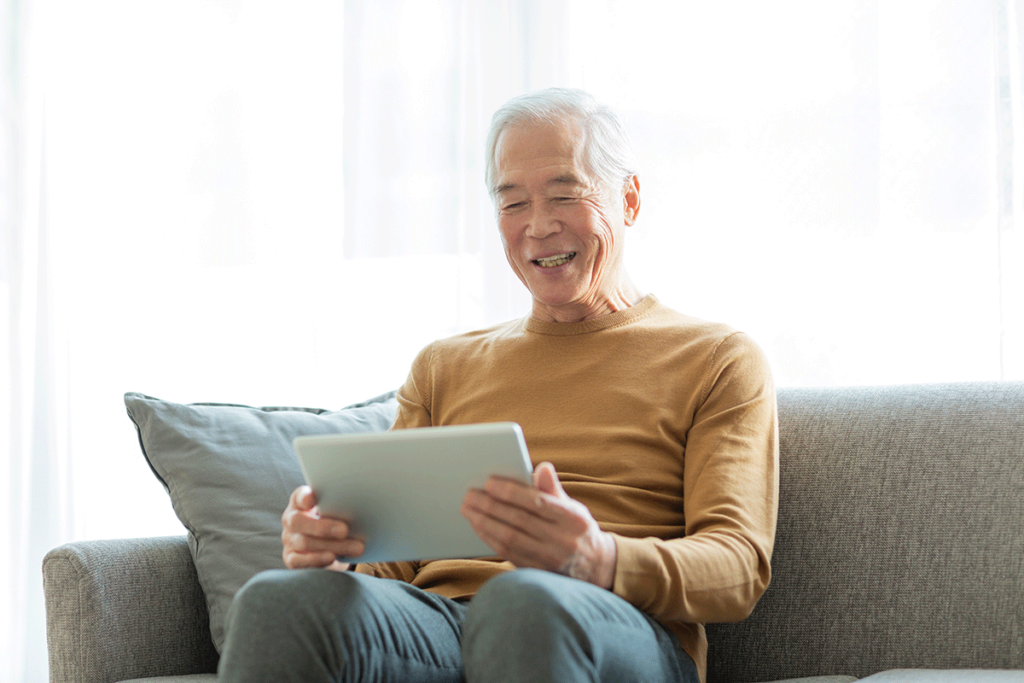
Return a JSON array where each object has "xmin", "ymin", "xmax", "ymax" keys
[{"xmin": 356, "ymin": 295, "xmax": 779, "ymax": 681}]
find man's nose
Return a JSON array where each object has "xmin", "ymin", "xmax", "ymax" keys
[{"xmin": 525, "ymin": 205, "xmax": 562, "ymax": 239}]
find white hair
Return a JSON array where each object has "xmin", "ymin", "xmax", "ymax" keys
[{"xmin": 484, "ymin": 88, "xmax": 638, "ymax": 200}]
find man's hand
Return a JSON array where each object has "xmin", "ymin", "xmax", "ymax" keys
[
  {"xmin": 281, "ymin": 485, "xmax": 365, "ymax": 571},
  {"xmin": 461, "ymin": 461, "xmax": 618, "ymax": 588}
]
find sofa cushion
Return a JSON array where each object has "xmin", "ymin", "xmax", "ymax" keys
[
  {"xmin": 706, "ymin": 382, "xmax": 1024, "ymax": 682},
  {"xmin": 125, "ymin": 391, "xmax": 398, "ymax": 653},
  {"xmin": 763, "ymin": 678, "xmax": 858, "ymax": 683},
  {"xmin": 856, "ymin": 671, "xmax": 1024, "ymax": 682},
  {"xmin": 118, "ymin": 676, "xmax": 218, "ymax": 682}
]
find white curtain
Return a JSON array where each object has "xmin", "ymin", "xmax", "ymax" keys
[
  {"xmin": 996, "ymin": 0, "xmax": 1024, "ymax": 377},
  {"xmin": 578, "ymin": 0, "xmax": 1024, "ymax": 387},
  {"xmin": 3, "ymin": 1, "xmax": 1022, "ymax": 680},
  {"xmin": 3, "ymin": 1, "xmax": 73, "ymax": 681}
]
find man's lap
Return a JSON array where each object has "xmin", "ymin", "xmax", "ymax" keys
[{"xmin": 219, "ymin": 568, "xmax": 697, "ymax": 683}]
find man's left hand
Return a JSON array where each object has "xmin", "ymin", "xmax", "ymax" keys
[{"xmin": 461, "ymin": 461, "xmax": 618, "ymax": 589}]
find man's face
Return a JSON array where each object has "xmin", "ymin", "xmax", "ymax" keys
[{"xmin": 493, "ymin": 119, "xmax": 639, "ymax": 323}]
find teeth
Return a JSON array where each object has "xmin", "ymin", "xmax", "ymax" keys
[{"xmin": 534, "ymin": 253, "xmax": 576, "ymax": 268}]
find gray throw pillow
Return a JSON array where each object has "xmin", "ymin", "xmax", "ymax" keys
[{"xmin": 124, "ymin": 391, "xmax": 398, "ymax": 653}]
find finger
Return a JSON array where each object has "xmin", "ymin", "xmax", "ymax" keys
[
  {"xmin": 533, "ymin": 462, "xmax": 565, "ymax": 498},
  {"xmin": 465, "ymin": 486, "xmax": 586, "ymax": 539},
  {"xmin": 282, "ymin": 539, "xmax": 365, "ymax": 569},
  {"xmin": 463, "ymin": 489, "xmax": 547, "ymax": 540},
  {"xmin": 283, "ymin": 500, "xmax": 352, "ymax": 539},
  {"xmin": 483, "ymin": 473, "xmax": 534, "ymax": 497},
  {"xmin": 292, "ymin": 512, "xmax": 352, "ymax": 539},
  {"xmin": 283, "ymin": 549, "xmax": 335, "ymax": 569},
  {"xmin": 464, "ymin": 506, "xmax": 572, "ymax": 570},
  {"xmin": 283, "ymin": 525, "xmax": 364, "ymax": 554},
  {"xmin": 482, "ymin": 475, "xmax": 556, "ymax": 512},
  {"xmin": 282, "ymin": 522, "xmax": 365, "ymax": 563},
  {"xmin": 478, "ymin": 478, "xmax": 580, "ymax": 528},
  {"xmin": 290, "ymin": 485, "xmax": 318, "ymax": 511},
  {"xmin": 462, "ymin": 490, "xmax": 589, "ymax": 553}
]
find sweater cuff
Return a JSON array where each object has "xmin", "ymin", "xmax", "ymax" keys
[{"xmin": 610, "ymin": 534, "xmax": 661, "ymax": 610}]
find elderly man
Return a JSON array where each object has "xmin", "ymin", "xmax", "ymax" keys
[{"xmin": 218, "ymin": 88, "xmax": 778, "ymax": 683}]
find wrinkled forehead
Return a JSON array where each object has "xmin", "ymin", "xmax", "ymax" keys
[{"xmin": 494, "ymin": 118, "xmax": 589, "ymax": 181}]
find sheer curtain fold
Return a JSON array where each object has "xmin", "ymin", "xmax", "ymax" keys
[
  {"xmin": 341, "ymin": 0, "xmax": 570, "ymax": 324},
  {"xmin": 996, "ymin": 0, "xmax": 1024, "ymax": 378},
  {"xmin": 3, "ymin": 1, "xmax": 72, "ymax": 682}
]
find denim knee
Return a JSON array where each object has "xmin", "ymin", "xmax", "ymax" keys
[
  {"xmin": 221, "ymin": 569, "xmax": 376, "ymax": 683},
  {"xmin": 463, "ymin": 570, "xmax": 596, "ymax": 682},
  {"xmin": 464, "ymin": 570, "xmax": 589, "ymax": 650},
  {"xmin": 230, "ymin": 569, "xmax": 342, "ymax": 622},
  {"xmin": 227, "ymin": 569, "xmax": 294, "ymax": 627},
  {"xmin": 225, "ymin": 568, "xmax": 374, "ymax": 652},
  {"xmin": 466, "ymin": 569, "xmax": 580, "ymax": 630}
]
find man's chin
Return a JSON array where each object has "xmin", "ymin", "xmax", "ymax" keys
[{"xmin": 528, "ymin": 288, "xmax": 582, "ymax": 309}]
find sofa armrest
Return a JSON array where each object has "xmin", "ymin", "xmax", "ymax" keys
[{"xmin": 43, "ymin": 535, "xmax": 219, "ymax": 683}]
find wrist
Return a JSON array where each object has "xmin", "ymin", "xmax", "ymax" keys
[
  {"xmin": 594, "ymin": 532, "xmax": 617, "ymax": 589},
  {"xmin": 563, "ymin": 531, "xmax": 617, "ymax": 588}
]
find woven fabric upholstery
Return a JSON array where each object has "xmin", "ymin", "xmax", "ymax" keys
[
  {"xmin": 707, "ymin": 382, "xmax": 1024, "ymax": 682},
  {"xmin": 117, "ymin": 676, "xmax": 217, "ymax": 683},
  {"xmin": 758, "ymin": 677, "xmax": 859, "ymax": 683},
  {"xmin": 43, "ymin": 535, "xmax": 218, "ymax": 683},
  {"xmin": 857, "ymin": 670, "xmax": 1024, "ymax": 682},
  {"xmin": 42, "ymin": 382, "xmax": 1024, "ymax": 683}
]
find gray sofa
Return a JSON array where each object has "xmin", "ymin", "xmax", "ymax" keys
[{"xmin": 43, "ymin": 382, "xmax": 1024, "ymax": 683}]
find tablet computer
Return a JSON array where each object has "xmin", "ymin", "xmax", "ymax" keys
[{"xmin": 293, "ymin": 422, "xmax": 533, "ymax": 564}]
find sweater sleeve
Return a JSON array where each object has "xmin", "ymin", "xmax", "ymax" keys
[
  {"xmin": 392, "ymin": 342, "xmax": 434, "ymax": 430},
  {"xmin": 610, "ymin": 331, "xmax": 779, "ymax": 624}
]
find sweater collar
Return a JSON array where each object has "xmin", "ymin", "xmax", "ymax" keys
[{"xmin": 523, "ymin": 295, "xmax": 658, "ymax": 336}]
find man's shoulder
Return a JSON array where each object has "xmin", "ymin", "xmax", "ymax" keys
[
  {"xmin": 643, "ymin": 298, "xmax": 745, "ymax": 347},
  {"xmin": 645, "ymin": 300, "xmax": 773, "ymax": 390},
  {"xmin": 640, "ymin": 300, "xmax": 773, "ymax": 378},
  {"xmin": 427, "ymin": 317, "xmax": 529, "ymax": 355}
]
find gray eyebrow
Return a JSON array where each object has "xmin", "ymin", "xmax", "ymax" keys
[
  {"xmin": 495, "ymin": 174, "xmax": 585, "ymax": 196},
  {"xmin": 548, "ymin": 173, "xmax": 584, "ymax": 186}
]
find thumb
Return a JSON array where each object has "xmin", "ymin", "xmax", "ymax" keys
[
  {"xmin": 293, "ymin": 485, "xmax": 318, "ymax": 511},
  {"xmin": 533, "ymin": 461, "xmax": 565, "ymax": 498}
]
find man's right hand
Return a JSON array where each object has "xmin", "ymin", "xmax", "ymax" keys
[{"xmin": 281, "ymin": 485, "xmax": 365, "ymax": 572}]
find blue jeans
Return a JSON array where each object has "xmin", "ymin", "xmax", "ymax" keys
[{"xmin": 218, "ymin": 568, "xmax": 699, "ymax": 683}]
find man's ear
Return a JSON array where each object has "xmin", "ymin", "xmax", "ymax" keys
[{"xmin": 623, "ymin": 175, "xmax": 641, "ymax": 225}]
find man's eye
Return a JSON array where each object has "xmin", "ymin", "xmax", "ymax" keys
[{"xmin": 504, "ymin": 202, "xmax": 526, "ymax": 210}]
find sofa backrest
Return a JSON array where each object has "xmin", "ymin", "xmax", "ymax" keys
[{"xmin": 706, "ymin": 382, "xmax": 1024, "ymax": 682}]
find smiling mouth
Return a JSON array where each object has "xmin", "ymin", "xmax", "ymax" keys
[{"xmin": 533, "ymin": 252, "xmax": 576, "ymax": 268}]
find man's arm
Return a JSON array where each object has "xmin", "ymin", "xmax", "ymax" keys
[{"xmin": 612, "ymin": 332, "xmax": 778, "ymax": 623}]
